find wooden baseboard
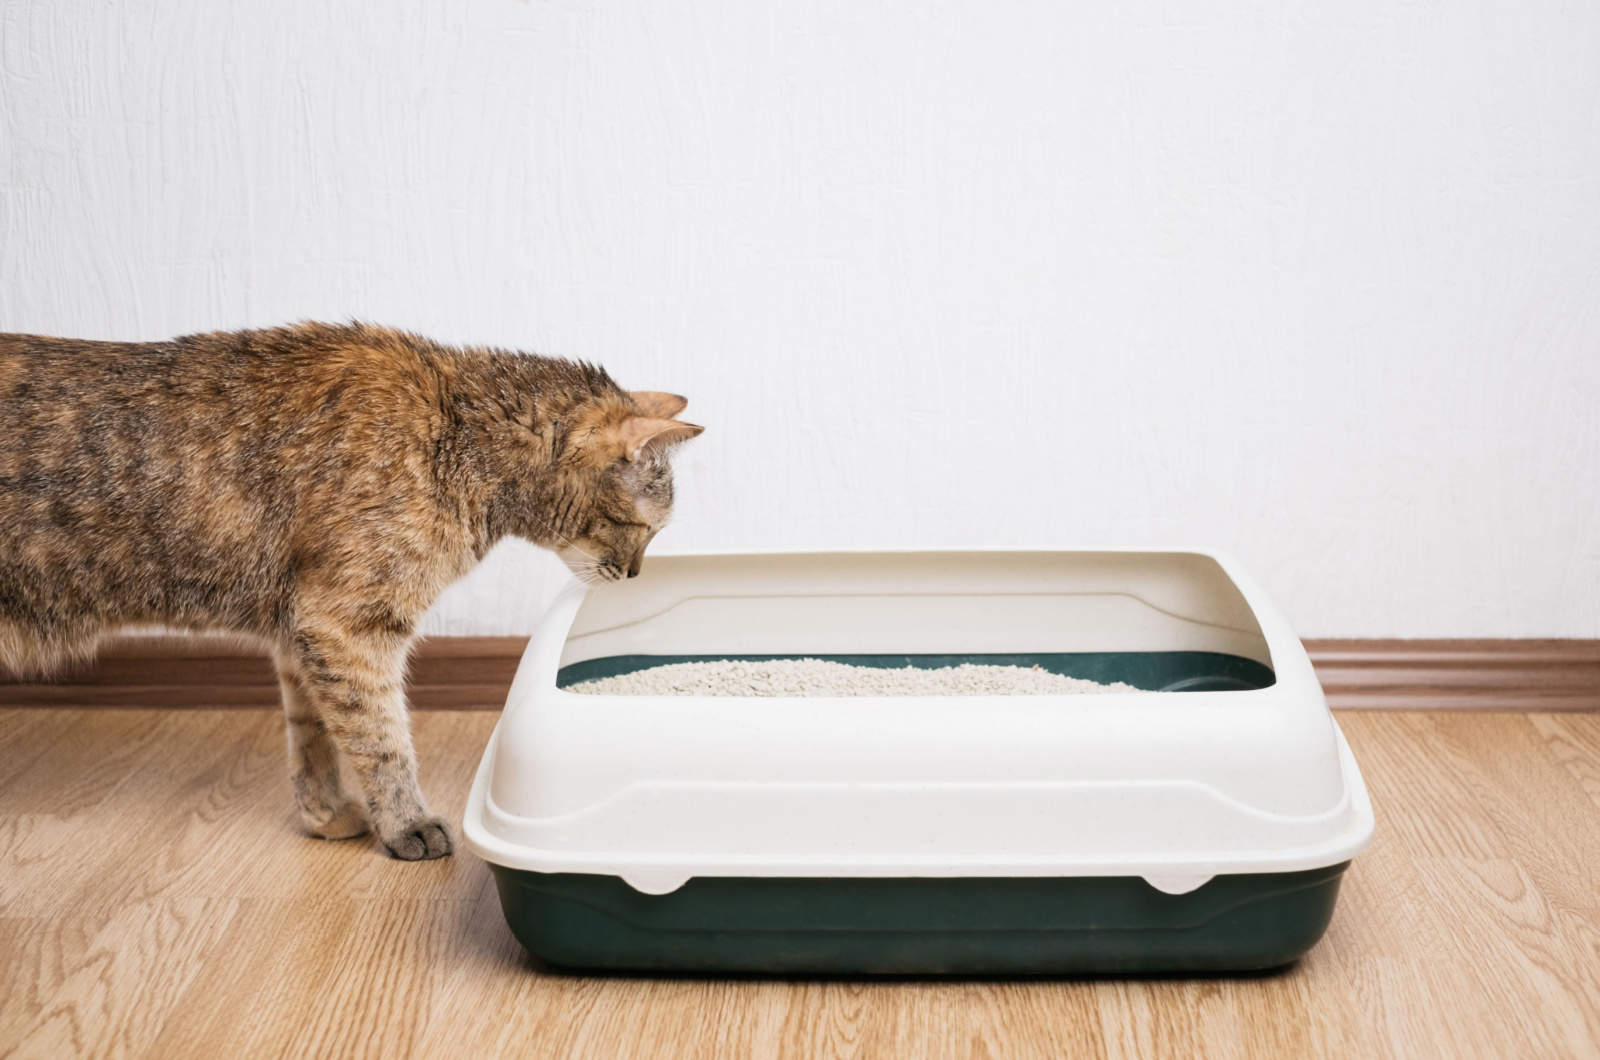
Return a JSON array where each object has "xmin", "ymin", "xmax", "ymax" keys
[
  {"xmin": 0, "ymin": 636, "xmax": 1594, "ymax": 710},
  {"xmin": 0, "ymin": 636, "xmax": 529, "ymax": 709},
  {"xmin": 1305, "ymin": 639, "xmax": 1598, "ymax": 710}
]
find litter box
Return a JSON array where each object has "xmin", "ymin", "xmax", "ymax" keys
[{"xmin": 463, "ymin": 548, "xmax": 1373, "ymax": 975}]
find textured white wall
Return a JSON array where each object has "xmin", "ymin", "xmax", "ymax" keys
[{"xmin": 2, "ymin": 0, "xmax": 1597, "ymax": 637}]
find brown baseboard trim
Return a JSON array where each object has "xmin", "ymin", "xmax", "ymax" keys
[
  {"xmin": 0, "ymin": 636, "xmax": 1594, "ymax": 711},
  {"xmin": 1305, "ymin": 638, "xmax": 1598, "ymax": 710},
  {"xmin": 0, "ymin": 635, "xmax": 529, "ymax": 709}
]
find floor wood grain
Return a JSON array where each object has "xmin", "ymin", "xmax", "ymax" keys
[{"xmin": 2, "ymin": 710, "xmax": 1597, "ymax": 1059}]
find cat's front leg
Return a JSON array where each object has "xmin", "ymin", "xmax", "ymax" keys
[
  {"xmin": 288, "ymin": 625, "xmax": 452, "ymax": 860},
  {"xmin": 275, "ymin": 656, "xmax": 369, "ymax": 840}
]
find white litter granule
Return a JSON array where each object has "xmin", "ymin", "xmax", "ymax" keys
[{"xmin": 565, "ymin": 658, "xmax": 1141, "ymax": 697}]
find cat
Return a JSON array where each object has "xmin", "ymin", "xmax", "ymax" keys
[{"xmin": 0, "ymin": 322, "xmax": 702, "ymax": 860}]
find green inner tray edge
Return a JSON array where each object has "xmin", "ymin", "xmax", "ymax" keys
[{"xmin": 558, "ymin": 650, "xmax": 1276, "ymax": 694}]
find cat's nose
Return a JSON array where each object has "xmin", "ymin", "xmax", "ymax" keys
[{"xmin": 627, "ymin": 554, "xmax": 642, "ymax": 578}]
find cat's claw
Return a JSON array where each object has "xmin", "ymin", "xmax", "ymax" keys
[{"xmin": 384, "ymin": 816, "xmax": 454, "ymax": 861}]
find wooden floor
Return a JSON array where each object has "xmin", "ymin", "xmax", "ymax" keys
[{"xmin": 1, "ymin": 709, "xmax": 1597, "ymax": 1059}]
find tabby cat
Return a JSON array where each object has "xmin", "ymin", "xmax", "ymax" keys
[{"xmin": 0, "ymin": 322, "xmax": 702, "ymax": 859}]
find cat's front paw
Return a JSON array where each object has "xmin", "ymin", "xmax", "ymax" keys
[{"xmin": 382, "ymin": 815, "xmax": 454, "ymax": 861}]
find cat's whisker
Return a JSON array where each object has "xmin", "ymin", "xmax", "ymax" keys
[
  {"xmin": 565, "ymin": 558, "xmax": 611, "ymax": 587},
  {"xmin": 536, "ymin": 516, "xmax": 608, "ymax": 571},
  {"xmin": 539, "ymin": 523, "xmax": 632, "ymax": 588}
]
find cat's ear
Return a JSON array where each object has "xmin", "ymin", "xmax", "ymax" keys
[
  {"xmin": 619, "ymin": 417, "xmax": 704, "ymax": 461},
  {"xmin": 628, "ymin": 391, "xmax": 689, "ymax": 418}
]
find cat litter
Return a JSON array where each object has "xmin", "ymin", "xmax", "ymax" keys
[
  {"xmin": 566, "ymin": 657, "xmax": 1140, "ymax": 697},
  {"xmin": 466, "ymin": 548, "xmax": 1373, "ymax": 975}
]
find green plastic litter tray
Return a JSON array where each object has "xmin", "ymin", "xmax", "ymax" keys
[{"xmin": 464, "ymin": 548, "xmax": 1374, "ymax": 975}]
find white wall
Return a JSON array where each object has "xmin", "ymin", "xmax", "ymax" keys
[{"xmin": 2, "ymin": 0, "xmax": 1596, "ymax": 638}]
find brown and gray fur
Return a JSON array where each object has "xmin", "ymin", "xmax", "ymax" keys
[{"xmin": 0, "ymin": 322, "xmax": 702, "ymax": 859}]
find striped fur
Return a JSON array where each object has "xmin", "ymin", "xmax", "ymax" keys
[{"xmin": 0, "ymin": 322, "xmax": 701, "ymax": 859}]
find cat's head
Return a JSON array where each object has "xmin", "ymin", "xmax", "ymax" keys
[{"xmin": 530, "ymin": 389, "xmax": 703, "ymax": 583}]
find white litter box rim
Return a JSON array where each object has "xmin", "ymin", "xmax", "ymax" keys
[{"xmin": 463, "ymin": 546, "xmax": 1375, "ymax": 895}]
